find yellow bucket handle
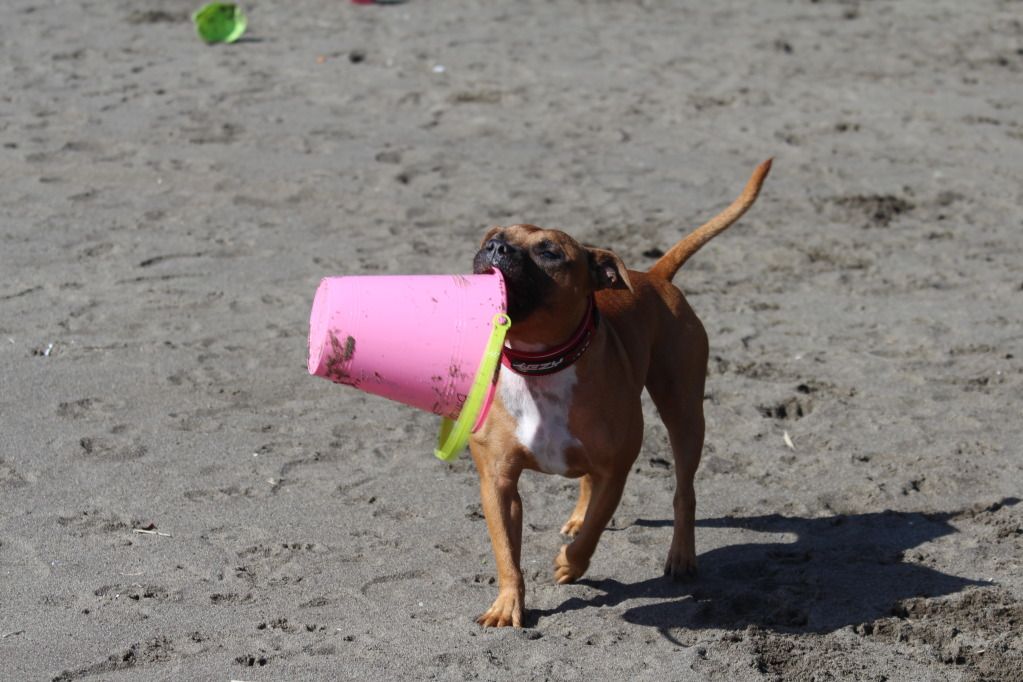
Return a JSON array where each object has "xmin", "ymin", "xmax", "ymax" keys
[{"xmin": 434, "ymin": 313, "xmax": 511, "ymax": 461}]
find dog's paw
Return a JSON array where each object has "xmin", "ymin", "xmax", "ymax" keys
[
  {"xmin": 559, "ymin": 516, "xmax": 584, "ymax": 537},
  {"xmin": 664, "ymin": 551, "xmax": 698, "ymax": 581},
  {"xmin": 553, "ymin": 544, "xmax": 588, "ymax": 584},
  {"xmin": 476, "ymin": 589, "xmax": 524, "ymax": 628}
]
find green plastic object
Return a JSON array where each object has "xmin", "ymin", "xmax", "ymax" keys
[
  {"xmin": 192, "ymin": 3, "xmax": 247, "ymax": 44},
  {"xmin": 434, "ymin": 313, "xmax": 511, "ymax": 462}
]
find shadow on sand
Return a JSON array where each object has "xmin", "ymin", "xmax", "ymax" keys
[{"xmin": 533, "ymin": 499, "xmax": 1018, "ymax": 638}]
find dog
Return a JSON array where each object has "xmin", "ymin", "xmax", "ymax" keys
[{"xmin": 466, "ymin": 160, "xmax": 772, "ymax": 627}]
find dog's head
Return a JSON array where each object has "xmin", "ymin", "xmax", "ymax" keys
[{"xmin": 472, "ymin": 224, "xmax": 631, "ymax": 342}]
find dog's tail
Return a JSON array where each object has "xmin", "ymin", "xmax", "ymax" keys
[{"xmin": 648, "ymin": 159, "xmax": 772, "ymax": 282}]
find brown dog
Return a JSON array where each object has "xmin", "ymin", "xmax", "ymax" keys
[{"xmin": 467, "ymin": 160, "xmax": 772, "ymax": 627}]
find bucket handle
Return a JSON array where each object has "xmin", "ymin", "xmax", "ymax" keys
[{"xmin": 434, "ymin": 313, "xmax": 512, "ymax": 461}]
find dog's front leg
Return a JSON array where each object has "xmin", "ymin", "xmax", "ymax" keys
[
  {"xmin": 560, "ymin": 474, "xmax": 591, "ymax": 537},
  {"xmin": 470, "ymin": 446, "xmax": 525, "ymax": 627},
  {"xmin": 554, "ymin": 472, "xmax": 627, "ymax": 584}
]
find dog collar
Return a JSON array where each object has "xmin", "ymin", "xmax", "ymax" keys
[{"xmin": 502, "ymin": 297, "xmax": 598, "ymax": 376}]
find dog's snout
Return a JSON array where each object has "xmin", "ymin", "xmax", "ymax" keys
[
  {"xmin": 484, "ymin": 239, "xmax": 510, "ymax": 257},
  {"xmin": 473, "ymin": 235, "xmax": 524, "ymax": 275},
  {"xmin": 482, "ymin": 238, "xmax": 523, "ymax": 267}
]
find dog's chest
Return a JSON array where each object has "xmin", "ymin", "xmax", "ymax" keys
[{"xmin": 497, "ymin": 368, "xmax": 579, "ymax": 475}]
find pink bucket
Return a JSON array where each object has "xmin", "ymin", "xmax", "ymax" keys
[{"xmin": 308, "ymin": 272, "xmax": 507, "ymax": 422}]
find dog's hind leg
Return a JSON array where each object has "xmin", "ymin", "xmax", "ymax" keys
[
  {"xmin": 656, "ymin": 399, "xmax": 704, "ymax": 579},
  {"xmin": 646, "ymin": 318, "xmax": 709, "ymax": 580}
]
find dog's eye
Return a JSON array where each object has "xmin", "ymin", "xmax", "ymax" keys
[{"xmin": 535, "ymin": 243, "xmax": 563, "ymax": 261}]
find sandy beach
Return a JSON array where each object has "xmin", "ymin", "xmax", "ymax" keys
[{"xmin": 1, "ymin": 0, "xmax": 1022, "ymax": 679}]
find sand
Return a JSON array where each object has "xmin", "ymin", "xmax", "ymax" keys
[{"xmin": 2, "ymin": 0, "xmax": 1022, "ymax": 679}]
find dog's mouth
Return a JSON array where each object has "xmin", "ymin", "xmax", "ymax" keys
[
  {"xmin": 472, "ymin": 248, "xmax": 549, "ymax": 323},
  {"xmin": 472, "ymin": 257, "xmax": 520, "ymax": 317},
  {"xmin": 472, "ymin": 260, "xmax": 499, "ymax": 277}
]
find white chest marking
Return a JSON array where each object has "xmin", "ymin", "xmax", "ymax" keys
[{"xmin": 497, "ymin": 366, "xmax": 579, "ymax": 475}]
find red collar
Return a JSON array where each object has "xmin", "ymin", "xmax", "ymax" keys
[{"xmin": 502, "ymin": 297, "xmax": 599, "ymax": 376}]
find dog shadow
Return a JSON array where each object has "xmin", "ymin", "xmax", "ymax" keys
[{"xmin": 532, "ymin": 498, "xmax": 1018, "ymax": 636}]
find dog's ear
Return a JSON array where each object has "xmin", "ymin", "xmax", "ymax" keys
[
  {"xmin": 479, "ymin": 225, "xmax": 502, "ymax": 247},
  {"xmin": 588, "ymin": 247, "xmax": 633, "ymax": 292}
]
